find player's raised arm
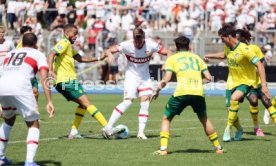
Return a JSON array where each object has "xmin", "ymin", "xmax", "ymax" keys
[
  {"xmin": 158, "ymin": 47, "xmax": 173, "ymax": 57},
  {"xmin": 204, "ymin": 52, "xmax": 225, "ymax": 62},
  {"xmin": 73, "ymin": 53, "xmax": 106, "ymax": 63},
  {"xmin": 106, "ymin": 45, "xmax": 119, "ymax": 64},
  {"xmin": 47, "ymin": 50, "xmax": 57, "ymax": 78}
]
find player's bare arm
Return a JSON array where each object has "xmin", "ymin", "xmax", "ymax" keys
[
  {"xmin": 73, "ymin": 53, "xmax": 106, "ymax": 63},
  {"xmin": 255, "ymin": 61, "xmax": 270, "ymax": 99},
  {"xmin": 40, "ymin": 68, "xmax": 55, "ymax": 118},
  {"xmin": 202, "ymin": 70, "xmax": 212, "ymax": 84},
  {"xmin": 47, "ymin": 50, "xmax": 57, "ymax": 78},
  {"xmin": 106, "ymin": 45, "xmax": 119, "ymax": 64},
  {"xmin": 150, "ymin": 71, "xmax": 173, "ymax": 102},
  {"xmin": 204, "ymin": 52, "xmax": 225, "ymax": 62},
  {"xmin": 159, "ymin": 48, "xmax": 173, "ymax": 57}
]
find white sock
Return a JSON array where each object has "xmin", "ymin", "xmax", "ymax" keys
[
  {"xmin": 0, "ymin": 123, "xmax": 12, "ymax": 157},
  {"xmin": 26, "ymin": 128, "xmax": 40, "ymax": 163},
  {"xmin": 106, "ymin": 100, "xmax": 132, "ymax": 129},
  {"xmin": 138, "ymin": 101, "xmax": 150, "ymax": 134}
]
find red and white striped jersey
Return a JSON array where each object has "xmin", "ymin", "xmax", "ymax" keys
[
  {"xmin": 0, "ymin": 47, "xmax": 48, "ymax": 95},
  {"xmin": 115, "ymin": 39, "xmax": 163, "ymax": 80}
]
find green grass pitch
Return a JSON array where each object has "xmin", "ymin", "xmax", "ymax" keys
[{"xmin": 2, "ymin": 94, "xmax": 276, "ymax": 166}]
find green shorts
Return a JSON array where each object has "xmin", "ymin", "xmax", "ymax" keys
[
  {"xmin": 31, "ymin": 77, "xmax": 38, "ymax": 89},
  {"xmin": 225, "ymin": 84, "xmax": 251, "ymax": 107},
  {"xmin": 247, "ymin": 84, "xmax": 263, "ymax": 99},
  {"xmin": 55, "ymin": 80, "xmax": 86, "ymax": 101},
  {"xmin": 164, "ymin": 95, "xmax": 207, "ymax": 119}
]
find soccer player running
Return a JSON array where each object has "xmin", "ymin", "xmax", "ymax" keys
[
  {"xmin": 0, "ymin": 33, "xmax": 54, "ymax": 166},
  {"xmin": 47, "ymin": 24, "xmax": 108, "ymax": 139},
  {"xmin": 103, "ymin": 27, "xmax": 172, "ymax": 139},
  {"xmin": 0, "ymin": 26, "xmax": 15, "ymax": 118},
  {"xmin": 204, "ymin": 25, "xmax": 274, "ymax": 142},
  {"xmin": 151, "ymin": 36, "xmax": 224, "ymax": 155}
]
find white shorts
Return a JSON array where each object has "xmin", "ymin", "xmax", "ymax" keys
[
  {"xmin": 0, "ymin": 95, "xmax": 39, "ymax": 122},
  {"xmin": 124, "ymin": 78, "xmax": 153, "ymax": 99}
]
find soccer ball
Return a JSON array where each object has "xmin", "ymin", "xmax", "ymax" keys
[{"xmin": 114, "ymin": 124, "xmax": 129, "ymax": 139}]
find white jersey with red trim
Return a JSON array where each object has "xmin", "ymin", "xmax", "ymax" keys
[
  {"xmin": 0, "ymin": 47, "xmax": 48, "ymax": 95},
  {"xmin": 0, "ymin": 40, "xmax": 15, "ymax": 72},
  {"xmin": 115, "ymin": 39, "xmax": 163, "ymax": 80}
]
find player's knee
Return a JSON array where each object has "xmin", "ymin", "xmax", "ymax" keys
[
  {"xmin": 33, "ymin": 88, "xmax": 39, "ymax": 98},
  {"xmin": 248, "ymin": 95, "xmax": 258, "ymax": 107},
  {"xmin": 261, "ymin": 96, "xmax": 272, "ymax": 108}
]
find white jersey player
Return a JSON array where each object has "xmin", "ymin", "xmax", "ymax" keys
[
  {"xmin": 0, "ymin": 33, "xmax": 54, "ymax": 166},
  {"xmin": 103, "ymin": 27, "xmax": 171, "ymax": 139}
]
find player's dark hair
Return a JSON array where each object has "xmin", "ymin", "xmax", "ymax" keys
[
  {"xmin": 20, "ymin": 26, "xmax": 32, "ymax": 35},
  {"xmin": 174, "ymin": 36, "xmax": 190, "ymax": 51},
  {"xmin": 22, "ymin": 33, "xmax": 37, "ymax": 47},
  {"xmin": 218, "ymin": 24, "xmax": 236, "ymax": 37},
  {"xmin": 236, "ymin": 29, "xmax": 251, "ymax": 44},
  {"xmin": 63, "ymin": 24, "xmax": 77, "ymax": 32}
]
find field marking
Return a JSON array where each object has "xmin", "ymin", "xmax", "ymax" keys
[{"xmin": 8, "ymin": 124, "xmax": 276, "ymax": 144}]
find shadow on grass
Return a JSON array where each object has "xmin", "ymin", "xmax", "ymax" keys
[
  {"xmin": 58, "ymin": 134, "xmax": 104, "ymax": 140},
  {"xmin": 172, "ymin": 149, "xmax": 213, "ymax": 154},
  {"xmin": 12, "ymin": 160, "xmax": 62, "ymax": 166},
  {"xmin": 128, "ymin": 135, "xmax": 181, "ymax": 139}
]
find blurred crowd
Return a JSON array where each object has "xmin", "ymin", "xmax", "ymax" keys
[{"xmin": 0, "ymin": 0, "xmax": 275, "ymax": 82}]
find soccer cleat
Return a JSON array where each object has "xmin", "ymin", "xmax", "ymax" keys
[
  {"xmin": 223, "ymin": 131, "xmax": 231, "ymax": 142},
  {"xmin": 68, "ymin": 133, "xmax": 84, "ymax": 139},
  {"xmin": 137, "ymin": 133, "xmax": 148, "ymax": 140},
  {"xmin": 24, "ymin": 161, "xmax": 39, "ymax": 166},
  {"xmin": 102, "ymin": 127, "xmax": 125, "ymax": 139},
  {"xmin": 263, "ymin": 109, "xmax": 270, "ymax": 125},
  {"xmin": 254, "ymin": 127, "xmax": 265, "ymax": 137},
  {"xmin": 152, "ymin": 150, "xmax": 168, "ymax": 156},
  {"xmin": 215, "ymin": 148, "xmax": 224, "ymax": 155},
  {"xmin": 234, "ymin": 128, "xmax": 243, "ymax": 141},
  {"xmin": 0, "ymin": 156, "xmax": 12, "ymax": 165}
]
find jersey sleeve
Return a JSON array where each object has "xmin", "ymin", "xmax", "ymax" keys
[
  {"xmin": 254, "ymin": 45, "xmax": 265, "ymax": 62},
  {"xmin": 52, "ymin": 40, "xmax": 69, "ymax": 56},
  {"xmin": 199, "ymin": 58, "xmax": 208, "ymax": 73},
  {"xmin": 165, "ymin": 57, "xmax": 174, "ymax": 72},
  {"xmin": 147, "ymin": 40, "xmax": 163, "ymax": 53},
  {"xmin": 115, "ymin": 41, "xmax": 128, "ymax": 54},
  {"xmin": 37, "ymin": 52, "xmax": 49, "ymax": 71},
  {"xmin": 244, "ymin": 46, "xmax": 259, "ymax": 64}
]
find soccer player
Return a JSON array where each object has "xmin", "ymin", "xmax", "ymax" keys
[
  {"xmin": 16, "ymin": 26, "xmax": 40, "ymax": 105},
  {"xmin": 47, "ymin": 24, "xmax": 108, "ymax": 139},
  {"xmin": 0, "ymin": 26, "xmax": 15, "ymax": 118},
  {"xmin": 151, "ymin": 36, "xmax": 224, "ymax": 155},
  {"xmin": 0, "ymin": 33, "xmax": 55, "ymax": 166},
  {"xmin": 102, "ymin": 27, "xmax": 172, "ymax": 139},
  {"xmin": 204, "ymin": 25, "xmax": 274, "ymax": 142}
]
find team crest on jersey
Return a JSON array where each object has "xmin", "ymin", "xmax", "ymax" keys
[
  {"xmin": 235, "ymin": 53, "xmax": 239, "ymax": 58},
  {"xmin": 57, "ymin": 45, "xmax": 62, "ymax": 50}
]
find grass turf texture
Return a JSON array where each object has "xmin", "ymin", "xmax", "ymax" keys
[{"xmin": 2, "ymin": 94, "xmax": 276, "ymax": 166}]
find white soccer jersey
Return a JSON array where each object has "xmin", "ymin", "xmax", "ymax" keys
[
  {"xmin": 0, "ymin": 47, "xmax": 48, "ymax": 95},
  {"xmin": 0, "ymin": 40, "xmax": 15, "ymax": 72},
  {"xmin": 115, "ymin": 39, "xmax": 163, "ymax": 80}
]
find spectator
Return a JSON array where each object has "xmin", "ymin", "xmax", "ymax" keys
[
  {"xmin": 7, "ymin": 0, "xmax": 17, "ymax": 30},
  {"xmin": 33, "ymin": 0, "xmax": 45, "ymax": 23},
  {"xmin": 45, "ymin": 0, "xmax": 58, "ymax": 27},
  {"xmin": 67, "ymin": 4, "xmax": 77, "ymax": 25},
  {"xmin": 264, "ymin": 44, "xmax": 274, "ymax": 65},
  {"xmin": 75, "ymin": 0, "xmax": 86, "ymax": 27}
]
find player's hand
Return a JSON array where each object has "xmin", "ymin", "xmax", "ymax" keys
[
  {"xmin": 49, "ymin": 70, "xmax": 56, "ymax": 79},
  {"xmin": 108, "ymin": 54, "xmax": 115, "ymax": 64},
  {"xmin": 204, "ymin": 56, "xmax": 209, "ymax": 62},
  {"xmin": 46, "ymin": 102, "xmax": 55, "ymax": 118},
  {"xmin": 150, "ymin": 91, "xmax": 159, "ymax": 103},
  {"xmin": 262, "ymin": 86, "xmax": 270, "ymax": 99},
  {"xmin": 161, "ymin": 64, "xmax": 166, "ymax": 71}
]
